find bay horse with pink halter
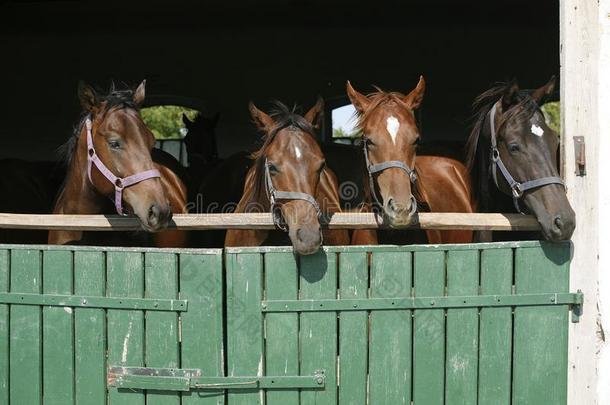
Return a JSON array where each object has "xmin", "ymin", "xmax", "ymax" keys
[
  {"xmin": 346, "ymin": 77, "xmax": 476, "ymax": 245},
  {"xmin": 225, "ymin": 99, "xmax": 349, "ymax": 255},
  {"xmin": 49, "ymin": 81, "xmax": 188, "ymax": 247}
]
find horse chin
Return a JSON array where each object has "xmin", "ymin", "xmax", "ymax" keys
[{"xmin": 384, "ymin": 212, "xmax": 416, "ymax": 229}]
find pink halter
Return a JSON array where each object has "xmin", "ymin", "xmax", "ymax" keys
[{"xmin": 85, "ymin": 116, "xmax": 161, "ymax": 215}]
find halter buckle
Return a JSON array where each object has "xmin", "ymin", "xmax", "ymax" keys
[
  {"xmin": 491, "ymin": 148, "xmax": 500, "ymax": 162},
  {"xmin": 512, "ymin": 183, "xmax": 523, "ymax": 198},
  {"xmin": 409, "ymin": 170, "xmax": 418, "ymax": 183}
]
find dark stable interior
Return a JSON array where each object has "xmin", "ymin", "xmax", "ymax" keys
[{"xmin": 0, "ymin": 0, "xmax": 558, "ymax": 160}]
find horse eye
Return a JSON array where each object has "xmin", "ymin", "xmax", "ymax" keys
[
  {"xmin": 268, "ymin": 163, "xmax": 279, "ymax": 174},
  {"xmin": 413, "ymin": 136, "xmax": 421, "ymax": 146},
  {"xmin": 108, "ymin": 139, "xmax": 122, "ymax": 150},
  {"xmin": 509, "ymin": 143, "xmax": 521, "ymax": 153},
  {"xmin": 318, "ymin": 161, "xmax": 326, "ymax": 173}
]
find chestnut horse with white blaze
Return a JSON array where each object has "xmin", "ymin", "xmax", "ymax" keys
[
  {"xmin": 347, "ymin": 78, "xmax": 475, "ymax": 245},
  {"xmin": 49, "ymin": 81, "xmax": 188, "ymax": 247},
  {"xmin": 225, "ymin": 100, "xmax": 349, "ymax": 255}
]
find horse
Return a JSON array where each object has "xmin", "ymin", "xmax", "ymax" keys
[
  {"xmin": 465, "ymin": 77, "xmax": 575, "ymax": 241},
  {"xmin": 48, "ymin": 81, "xmax": 188, "ymax": 247},
  {"xmin": 225, "ymin": 100, "xmax": 349, "ymax": 255},
  {"xmin": 345, "ymin": 78, "xmax": 476, "ymax": 245},
  {"xmin": 182, "ymin": 112, "xmax": 220, "ymax": 194}
]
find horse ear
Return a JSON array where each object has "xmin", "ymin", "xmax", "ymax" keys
[
  {"xmin": 531, "ymin": 75, "xmax": 556, "ymax": 104},
  {"xmin": 78, "ymin": 80, "xmax": 98, "ymax": 112},
  {"xmin": 304, "ymin": 97, "xmax": 324, "ymax": 129},
  {"xmin": 133, "ymin": 80, "xmax": 146, "ymax": 107},
  {"xmin": 346, "ymin": 81, "xmax": 370, "ymax": 114},
  {"xmin": 501, "ymin": 80, "xmax": 520, "ymax": 111},
  {"xmin": 249, "ymin": 102, "xmax": 274, "ymax": 131},
  {"xmin": 182, "ymin": 113, "xmax": 193, "ymax": 127},
  {"xmin": 403, "ymin": 75, "xmax": 425, "ymax": 109}
]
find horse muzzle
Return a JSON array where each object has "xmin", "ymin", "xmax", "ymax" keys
[{"xmin": 384, "ymin": 195, "xmax": 417, "ymax": 227}]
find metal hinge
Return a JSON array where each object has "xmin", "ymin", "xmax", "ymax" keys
[
  {"xmin": 573, "ymin": 136, "xmax": 586, "ymax": 176},
  {"xmin": 262, "ymin": 291, "xmax": 584, "ymax": 322},
  {"xmin": 0, "ymin": 292, "xmax": 187, "ymax": 312},
  {"xmin": 108, "ymin": 366, "xmax": 325, "ymax": 391}
]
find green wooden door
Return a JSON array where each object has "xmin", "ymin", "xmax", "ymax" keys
[{"xmin": 0, "ymin": 241, "xmax": 580, "ymax": 404}]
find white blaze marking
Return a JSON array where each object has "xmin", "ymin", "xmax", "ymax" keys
[
  {"xmin": 386, "ymin": 116, "xmax": 400, "ymax": 144},
  {"xmin": 531, "ymin": 124, "xmax": 544, "ymax": 137},
  {"xmin": 294, "ymin": 146, "xmax": 302, "ymax": 159}
]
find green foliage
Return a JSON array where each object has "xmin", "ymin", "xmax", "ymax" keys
[
  {"xmin": 541, "ymin": 101, "xmax": 560, "ymax": 134},
  {"xmin": 333, "ymin": 127, "xmax": 362, "ymax": 138},
  {"xmin": 140, "ymin": 105, "xmax": 199, "ymax": 139}
]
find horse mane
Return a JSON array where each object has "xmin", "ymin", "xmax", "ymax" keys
[
  {"xmin": 354, "ymin": 87, "xmax": 412, "ymax": 129},
  {"xmin": 246, "ymin": 101, "xmax": 318, "ymax": 210},
  {"xmin": 58, "ymin": 82, "xmax": 139, "ymax": 167},
  {"xmin": 465, "ymin": 82, "xmax": 542, "ymax": 205}
]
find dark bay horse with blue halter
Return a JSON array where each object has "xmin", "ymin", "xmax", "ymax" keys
[
  {"xmin": 466, "ymin": 77, "xmax": 575, "ymax": 241},
  {"xmin": 225, "ymin": 100, "xmax": 349, "ymax": 255},
  {"xmin": 49, "ymin": 81, "xmax": 188, "ymax": 247},
  {"xmin": 346, "ymin": 78, "xmax": 476, "ymax": 245}
]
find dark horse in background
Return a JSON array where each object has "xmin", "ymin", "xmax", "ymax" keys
[
  {"xmin": 49, "ymin": 81, "xmax": 189, "ymax": 247},
  {"xmin": 342, "ymin": 78, "xmax": 476, "ymax": 245},
  {"xmin": 466, "ymin": 77, "xmax": 575, "ymax": 241},
  {"xmin": 182, "ymin": 112, "xmax": 221, "ymax": 198},
  {"xmin": 225, "ymin": 100, "xmax": 349, "ymax": 254}
]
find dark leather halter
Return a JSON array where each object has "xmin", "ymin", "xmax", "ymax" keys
[
  {"xmin": 264, "ymin": 158, "xmax": 322, "ymax": 231},
  {"xmin": 85, "ymin": 116, "xmax": 161, "ymax": 215},
  {"xmin": 362, "ymin": 138, "xmax": 418, "ymax": 213},
  {"xmin": 488, "ymin": 103, "xmax": 565, "ymax": 213}
]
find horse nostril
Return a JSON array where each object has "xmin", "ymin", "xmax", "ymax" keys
[
  {"xmin": 554, "ymin": 216, "xmax": 563, "ymax": 231},
  {"xmin": 387, "ymin": 198, "xmax": 396, "ymax": 213},
  {"xmin": 148, "ymin": 204, "xmax": 160, "ymax": 222}
]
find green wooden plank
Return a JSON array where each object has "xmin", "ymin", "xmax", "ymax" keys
[
  {"xmin": 9, "ymin": 249, "xmax": 42, "ymax": 404},
  {"xmin": 445, "ymin": 250, "xmax": 479, "ymax": 405},
  {"xmin": 179, "ymin": 252, "xmax": 225, "ymax": 405},
  {"xmin": 413, "ymin": 250, "xmax": 445, "ymax": 405},
  {"xmin": 264, "ymin": 252, "xmax": 299, "ymax": 405},
  {"xmin": 74, "ymin": 251, "xmax": 106, "ymax": 405},
  {"xmin": 299, "ymin": 251, "xmax": 337, "ymax": 405},
  {"xmin": 338, "ymin": 251, "xmax": 368, "ymax": 405},
  {"xmin": 478, "ymin": 248, "xmax": 513, "ymax": 405},
  {"xmin": 43, "ymin": 250, "xmax": 75, "ymax": 405},
  {"xmin": 0, "ymin": 249, "xmax": 8, "ymax": 405},
  {"xmin": 369, "ymin": 251, "xmax": 412, "ymax": 405},
  {"xmin": 226, "ymin": 252, "xmax": 264, "ymax": 405},
  {"xmin": 107, "ymin": 251, "xmax": 145, "ymax": 405},
  {"xmin": 145, "ymin": 252, "xmax": 180, "ymax": 405},
  {"xmin": 513, "ymin": 244, "xmax": 570, "ymax": 405}
]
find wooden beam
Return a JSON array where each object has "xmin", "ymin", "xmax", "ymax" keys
[{"xmin": 0, "ymin": 213, "xmax": 540, "ymax": 231}]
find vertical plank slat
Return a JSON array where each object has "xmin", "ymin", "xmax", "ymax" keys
[
  {"xmin": 299, "ymin": 250, "xmax": 337, "ymax": 405},
  {"xmin": 264, "ymin": 252, "xmax": 299, "ymax": 405},
  {"xmin": 478, "ymin": 248, "xmax": 513, "ymax": 405},
  {"xmin": 513, "ymin": 244, "xmax": 570, "ymax": 405},
  {"xmin": 445, "ymin": 250, "xmax": 479, "ymax": 405},
  {"xmin": 226, "ymin": 252, "xmax": 264, "ymax": 405},
  {"xmin": 74, "ymin": 250, "xmax": 106, "ymax": 405},
  {"xmin": 145, "ymin": 252, "xmax": 179, "ymax": 405},
  {"xmin": 0, "ymin": 249, "xmax": 8, "ymax": 404},
  {"xmin": 9, "ymin": 248, "xmax": 42, "ymax": 404},
  {"xmin": 180, "ymin": 252, "xmax": 224, "ymax": 405},
  {"xmin": 368, "ymin": 251, "xmax": 412, "ymax": 405},
  {"xmin": 338, "ymin": 251, "xmax": 368, "ymax": 405},
  {"xmin": 413, "ymin": 250, "xmax": 445, "ymax": 405},
  {"xmin": 107, "ymin": 251, "xmax": 145, "ymax": 405},
  {"xmin": 43, "ymin": 250, "xmax": 75, "ymax": 405}
]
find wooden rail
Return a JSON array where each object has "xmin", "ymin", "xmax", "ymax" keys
[{"xmin": 0, "ymin": 213, "xmax": 540, "ymax": 231}]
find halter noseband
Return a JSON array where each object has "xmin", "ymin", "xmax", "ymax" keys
[
  {"xmin": 488, "ymin": 103, "xmax": 565, "ymax": 213},
  {"xmin": 85, "ymin": 116, "xmax": 161, "ymax": 216},
  {"xmin": 362, "ymin": 138, "xmax": 418, "ymax": 213},
  {"xmin": 264, "ymin": 158, "xmax": 322, "ymax": 232}
]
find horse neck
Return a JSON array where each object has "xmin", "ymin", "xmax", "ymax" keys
[
  {"xmin": 53, "ymin": 130, "xmax": 107, "ymax": 215},
  {"xmin": 240, "ymin": 162, "xmax": 272, "ymax": 213}
]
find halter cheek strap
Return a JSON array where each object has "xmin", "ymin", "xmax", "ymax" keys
[
  {"xmin": 85, "ymin": 117, "xmax": 161, "ymax": 216},
  {"xmin": 264, "ymin": 159, "xmax": 322, "ymax": 232},
  {"xmin": 488, "ymin": 103, "xmax": 565, "ymax": 213},
  {"xmin": 362, "ymin": 138, "xmax": 418, "ymax": 213}
]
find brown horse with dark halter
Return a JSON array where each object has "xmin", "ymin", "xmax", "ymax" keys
[
  {"xmin": 347, "ymin": 78, "xmax": 475, "ymax": 245},
  {"xmin": 49, "ymin": 81, "xmax": 188, "ymax": 247},
  {"xmin": 466, "ymin": 77, "xmax": 575, "ymax": 241},
  {"xmin": 225, "ymin": 100, "xmax": 349, "ymax": 255}
]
